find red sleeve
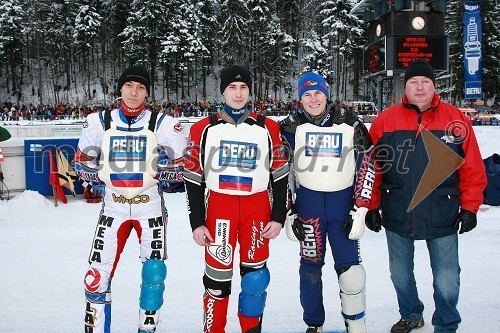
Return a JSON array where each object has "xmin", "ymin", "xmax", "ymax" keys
[
  {"xmin": 265, "ymin": 117, "xmax": 289, "ymax": 224},
  {"xmin": 265, "ymin": 117, "xmax": 288, "ymax": 173},
  {"xmin": 183, "ymin": 119, "xmax": 210, "ymax": 231},
  {"xmin": 184, "ymin": 120, "xmax": 205, "ymax": 176},
  {"xmin": 457, "ymin": 118, "xmax": 487, "ymax": 213},
  {"xmin": 368, "ymin": 119, "xmax": 384, "ymax": 210}
]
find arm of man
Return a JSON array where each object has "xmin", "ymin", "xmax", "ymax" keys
[
  {"xmin": 156, "ymin": 115, "xmax": 187, "ymax": 188},
  {"xmin": 456, "ymin": 115, "xmax": 488, "ymax": 213},
  {"xmin": 74, "ymin": 113, "xmax": 104, "ymax": 184},
  {"xmin": 342, "ymin": 116, "xmax": 375, "ymax": 239},
  {"xmin": 266, "ymin": 119, "xmax": 290, "ymax": 229},
  {"xmin": 454, "ymin": 113, "xmax": 488, "ymax": 233},
  {"xmin": 183, "ymin": 121, "xmax": 209, "ymax": 234}
]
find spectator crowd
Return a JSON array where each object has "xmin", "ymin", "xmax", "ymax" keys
[{"xmin": 0, "ymin": 99, "xmax": 303, "ymax": 122}]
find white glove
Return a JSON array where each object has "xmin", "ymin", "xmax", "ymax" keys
[{"xmin": 342, "ymin": 205, "xmax": 368, "ymax": 240}]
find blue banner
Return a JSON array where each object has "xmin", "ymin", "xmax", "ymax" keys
[{"xmin": 463, "ymin": 2, "xmax": 482, "ymax": 100}]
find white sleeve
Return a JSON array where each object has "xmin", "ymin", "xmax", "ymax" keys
[
  {"xmin": 77, "ymin": 112, "xmax": 105, "ymax": 158},
  {"xmin": 156, "ymin": 115, "xmax": 187, "ymax": 162}
]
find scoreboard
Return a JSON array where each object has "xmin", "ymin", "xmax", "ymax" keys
[{"xmin": 364, "ymin": 35, "xmax": 449, "ymax": 75}]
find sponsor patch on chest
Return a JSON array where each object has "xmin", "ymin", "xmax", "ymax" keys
[
  {"xmin": 219, "ymin": 140, "xmax": 258, "ymax": 169},
  {"xmin": 305, "ymin": 132, "xmax": 343, "ymax": 157},
  {"xmin": 109, "ymin": 135, "xmax": 148, "ymax": 161}
]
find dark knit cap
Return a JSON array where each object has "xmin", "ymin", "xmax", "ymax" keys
[
  {"xmin": 404, "ymin": 59, "xmax": 435, "ymax": 86},
  {"xmin": 118, "ymin": 65, "xmax": 151, "ymax": 95},
  {"xmin": 220, "ymin": 65, "xmax": 252, "ymax": 94}
]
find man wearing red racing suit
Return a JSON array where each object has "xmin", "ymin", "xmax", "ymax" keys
[{"xmin": 184, "ymin": 65, "xmax": 289, "ymax": 333}]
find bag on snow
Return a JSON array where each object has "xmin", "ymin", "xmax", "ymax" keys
[{"xmin": 483, "ymin": 153, "xmax": 500, "ymax": 206}]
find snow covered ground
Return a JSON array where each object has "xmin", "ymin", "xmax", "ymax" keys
[{"xmin": 1, "ymin": 126, "xmax": 499, "ymax": 333}]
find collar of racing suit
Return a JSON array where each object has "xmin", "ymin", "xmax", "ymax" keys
[
  {"xmin": 300, "ymin": 102, "xmax": 332, "ymax": 126},
  {"xmin": 120, "ymin": 99, "xmax": 145, "ymax": 117},
  {"xmin": 220, "ymin": 103, "xmax": 250, "ymax": 125}
]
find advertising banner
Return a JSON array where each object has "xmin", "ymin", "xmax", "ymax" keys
[{"xmin": 463, "ymin": 2, "xmax": 482, "ymax": 100}]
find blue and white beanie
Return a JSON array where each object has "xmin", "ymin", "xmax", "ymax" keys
[{"xmin": 298, "ymin": 72, "xmax": 329, "ymax": 100}]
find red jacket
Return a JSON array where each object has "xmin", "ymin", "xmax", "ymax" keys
[{"xmin": 369, "ymin": 93, "xmax": 487, "ymax": 239}]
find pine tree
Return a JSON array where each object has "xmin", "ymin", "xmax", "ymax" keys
[
  {"xmin": 220, "ymin": 0, "xmax": 250, "ymax": 65},
  {"xmin": 197, "ymin": 0, "xmax": 220, "ymax": 100},
  {"xmin": 0, "ymin": 0, "xmax": 26, "ymax": 98},
  {"xmin": 479, "ymin": 0, "xmax": 500, "ymax": 105},
  {"xmin": 44, "ymin": 0, "xmax": 78, "ymax": 102},
  {"xmin": 102, "ymin": 0, "xmax": 131, "ymax": 71},
  {"xmin": 160, "ymin": 0, "xmax": 210, "ymax": 101},
  {"xmin": 121, "ymin": 0, "xmax": 168, "ymax": 99},
  {"xmin": 319, "ymin": 0, "xmax": 363, "ymax": 102},
  {"xmin": 73, "ymin": 0, "xmax": 102, "ymax": 98}
]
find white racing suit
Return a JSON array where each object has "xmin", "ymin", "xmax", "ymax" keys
[{"xmin": 76, "ymin": 108, "xmax": 186, "ymax": 333}]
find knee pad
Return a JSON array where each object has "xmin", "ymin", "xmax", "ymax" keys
[
  {"xmin": 203, "ymin": 275, "xmax": 232, "ymax": 299},
  {"xmin": 140, "ymin": 259, "xmax": 167, "ymax": 311},
  {"xmin": 338, "ymin": 264, "xmax": 366, "ymax": 319},
  {"xmin": 238, "ymin": 267, "xmax": 270, "ymax": 317}
]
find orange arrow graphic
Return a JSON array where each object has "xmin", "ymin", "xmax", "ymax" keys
[{"xmin": 407, "ymin": 126, "xmax": 464, "ymax": 212}]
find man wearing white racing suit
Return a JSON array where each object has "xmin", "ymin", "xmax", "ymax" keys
[{"xmin": 75, "ymin": 65, "xmax": 186, "ymax": 333}]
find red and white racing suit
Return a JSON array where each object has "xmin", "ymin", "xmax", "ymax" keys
[
  {"xmin": 184, "ymin": 112, "xmax": 289, "ymax": 333},
  {"xmin": 76, "ymin": 108, "xmax": 186, "ymax": 333}
]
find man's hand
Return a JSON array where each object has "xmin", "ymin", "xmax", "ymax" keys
[
  {"xmin": 192, "ymin": 225, "xmax": 214, "ymax": 246},
  {"xmin": 365, "ymin": 209, "xmax": 382, "ymax": 232},
  {"xmin": 285, "ymin": 208, "xmax": 305, "ymax": 241},
  {"xmin": 453, "ymin": 209, "xmax": 477, "ymax": 234},
  {"xmin": 342, "ymin": 205, "xmax": 368, "ymax": 240},
  {"xmin": 261, "ymin": 221, "xmax": 282, "ymax": 239}
]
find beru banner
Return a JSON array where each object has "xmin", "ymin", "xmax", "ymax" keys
[{"xmin": 463, "ymin": 2, "xmax": 482, "ymax": 100}]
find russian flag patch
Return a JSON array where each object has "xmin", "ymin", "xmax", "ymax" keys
[
  {"xmin": 110, "ymin": 173, "xmax": 144, "ymax": 188},
  {"xmin": 219, "ymin": 175, "xmax": 253, "ymax": 192}
]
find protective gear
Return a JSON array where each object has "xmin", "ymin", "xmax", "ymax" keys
[
  {"xmin": 138, "ymin": 310, "xmax": 160, "ymax": 332},
  {"xmin": 285, "ymin": 207, "xmax": 305, "ymax": 241},
  {"xmin": 453, "ymin": 209, "xmax": 477, "ymax": 234},
  {"xmin": 74, "ymin": 158, "xmax": 101, "ymax": 184},
  {"xmin": 203, "ymin": 121, "xmax": 270, "ymax": 196},
  {"xmin": 294, "ymin": 123, "xmax": 355, "ymax": 192},
  {"xmin": 345, "ymin": 317, "xmax": 367, "ymax": 333},
  {"xmin": 238, "ymin": 267, "xmax": 270, "ymax": 317},
  {"xmin": 339, "ymin": 265, "xmax": 366, "ymax": 322},
  {"xmin": 365, "ymin": 209, "xmax": 382, "ymax": 232},
  {"xmin": 140, "ymin": 260, "xmax": 167, "ymax": 311},
  {"xmin": 156, "ymin": 165, "xmax": 184, "ymax": 183},
  {"xmin": 98, "ymin": 127, "xmax": 159, "ymax": 199},
  {"xmin": 342, "ymin": 205, "xmax": 367, "ymax": 240}
]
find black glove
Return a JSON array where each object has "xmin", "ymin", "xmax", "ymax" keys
[
  {"xmin": 365, "ymin": 209, "xmax": 382, "ymax": 232},
  {"xmin": 285, "ymin": 206, "xmax": 306, "ymax": 241},
  {"xmin": 453, "ymin": 209, "xmax": 477, "ymax": 234}
]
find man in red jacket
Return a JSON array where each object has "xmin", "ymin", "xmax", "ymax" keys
[{"xmin": 365, "ymin": 59, "xmax": 487, "ymax": 333}]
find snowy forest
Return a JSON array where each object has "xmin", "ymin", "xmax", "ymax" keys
[{"xmin": 0, "ymin": 0, "xmax": 498, "ymax": 106}]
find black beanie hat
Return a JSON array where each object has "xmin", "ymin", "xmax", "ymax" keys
[
  {"xmin": 118, "ymin": 65, "xmax": 151, "ymax": 95},
  {"xmin": 220, "ymin": 65, "xmax": 252, "ymax": 94},
  {"xmin": 404, "ymin": 59, "xmax": 435, "ymax": 86}
]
